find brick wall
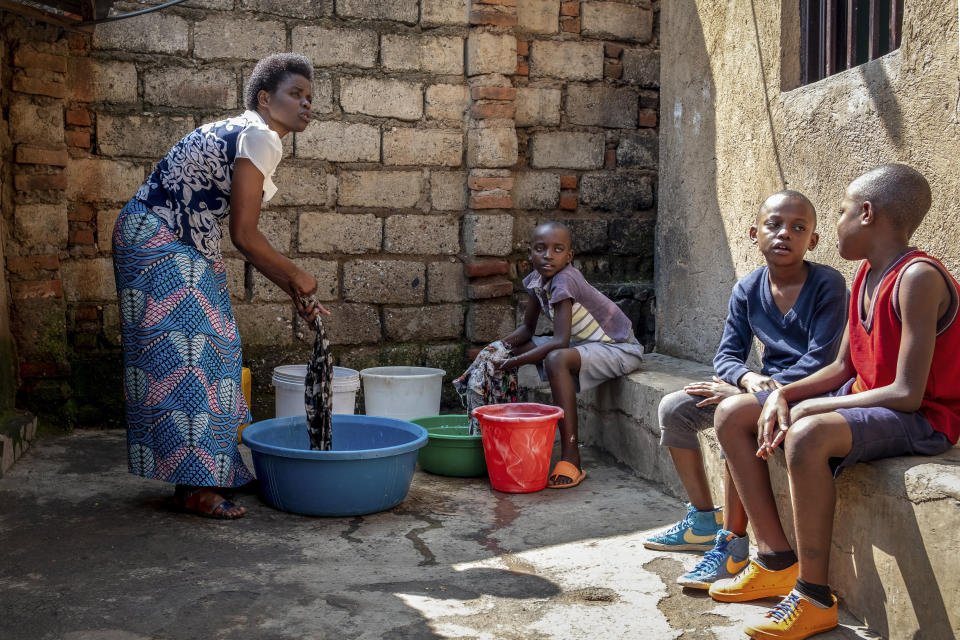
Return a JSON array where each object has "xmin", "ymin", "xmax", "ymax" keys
[{"xmin": 1, "ymin": 0, "xmax": 659, "ymax": 424}]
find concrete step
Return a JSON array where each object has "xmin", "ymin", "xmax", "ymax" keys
[
  {"xmin": 0, "ymin": 410, "xmax": 38, "ymax": 478},
  {"xmin": 524, "ymin": 353, "xmax": 960, "ymax": 639}
]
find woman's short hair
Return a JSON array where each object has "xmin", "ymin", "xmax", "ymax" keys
[{"xmin": 244, "ymin": 53, "xmax": 314, "ymax": 111}]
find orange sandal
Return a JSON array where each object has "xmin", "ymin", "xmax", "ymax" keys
[{"xmin": 547, "ymin": 460, "xmax": 587, "ymax": 489}]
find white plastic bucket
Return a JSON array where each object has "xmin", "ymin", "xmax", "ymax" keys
[
  {"xmin": 359, "ymin": 366, "xmax": 446, "ymax": 420},
  {"xmin": 272, "ymin": 365, "xmax": 361, "ymax": 418}
]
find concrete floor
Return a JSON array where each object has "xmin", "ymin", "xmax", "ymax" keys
[{"xmin": 0, "ymin": 430, "xmax": 879, "ymax": 640}]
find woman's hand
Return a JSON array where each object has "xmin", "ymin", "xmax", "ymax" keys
[
  {"xmin": 683, "ymin": 376, "xmax": 741, "ymax": 407},
  {"xmin": 290, "ymin": 269, "xmax": 328, "ymax": 325}
]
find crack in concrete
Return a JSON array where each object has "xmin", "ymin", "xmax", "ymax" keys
[
  {"xmin": 340, "ymin": 516, "xmax": 363, "ymax": 544},
  {"xmin": 405, "ymin": 513, "xmax": 442, "ymax": 566}
]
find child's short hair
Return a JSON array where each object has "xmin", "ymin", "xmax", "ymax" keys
[
  {"xmin": 758, "ymin": 190, "xmax": 816, "ymax": 224},
  {"xmin": 850, "ymin": 163, "xmax": 932, "ymax": 237},
  {"xmin": 533, "ymin": 220, "xmax": 572, "ymax": 240}
]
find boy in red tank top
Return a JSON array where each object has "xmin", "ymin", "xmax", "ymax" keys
[{"xmin": 708, "ymin": 164, "xmax": 958, "ymax": 639}]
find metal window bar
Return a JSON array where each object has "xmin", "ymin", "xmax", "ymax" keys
[{"xmin": 802, "ymin": 0, "xmax": 904, "ymax": 85}]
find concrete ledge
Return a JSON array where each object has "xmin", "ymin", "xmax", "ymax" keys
[
  {"xmin": 524, "ymin": 353, "xmax": 960, "ymax": 638},
  {"xmin": 0, "ymin": 410, "xmax": 38, "ymax": 478}
]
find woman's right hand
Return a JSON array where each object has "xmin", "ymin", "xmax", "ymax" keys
[{"xmin": 290, "ymin": 270, "xmax": 328, "ymax": 324}]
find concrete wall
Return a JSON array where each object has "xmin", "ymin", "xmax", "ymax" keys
[
  {"xmin": 1, "ymin": 1, "xmax": 659, "ymax": 424},
  {"xmin": 658, "ymin": 0, "xmax": 960, "ymax": 361}
]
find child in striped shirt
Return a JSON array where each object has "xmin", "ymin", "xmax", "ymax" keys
[{"xmin": 498, "ymin": 221, "xmax": 644, "ymax": 488}]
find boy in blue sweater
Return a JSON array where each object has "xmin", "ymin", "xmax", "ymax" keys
[{"xmin": 643, "ymin": 191, "xmax": 847, "ymax": 589}]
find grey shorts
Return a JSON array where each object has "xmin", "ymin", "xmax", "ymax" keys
[
  {"xmin": 658, "ymin": 388, "xmax": 717, "ymax": 450},
  {"xmin": 530, "ymin": 335, "xmax": 644, "ymax": 393},
  {"xmin": 755, "ymin": 379, "xmax": 953, "ymax": 477}
]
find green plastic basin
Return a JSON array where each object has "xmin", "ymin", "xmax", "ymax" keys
[{"xmin": 411, "ymin": 415, "xmax": 487, "ymax": 477}]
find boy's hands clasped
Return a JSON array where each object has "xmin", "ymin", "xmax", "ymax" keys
[{"xmin": 739, "ymin": 371, "xmax": 782, "ymax": 392}]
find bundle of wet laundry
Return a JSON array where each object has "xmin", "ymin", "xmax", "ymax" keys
[{"xmin": 453, "ymin": 340, "xmax": 518, "ymax": 435}]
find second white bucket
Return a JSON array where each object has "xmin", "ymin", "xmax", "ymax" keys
[
  {"xmin": 272, "ymin": 365, "xmax": 361, "ymax": 418},
  {"xmin": 359, "ymin": 366, "xmax": 446, "ymax": 420}
]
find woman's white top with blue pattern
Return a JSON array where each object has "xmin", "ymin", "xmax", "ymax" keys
[{"xmin": 136, "ymin": 110, "xmax": 283, "ymax": 263}]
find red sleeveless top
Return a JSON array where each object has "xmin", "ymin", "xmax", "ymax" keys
[{"xmin": 849, "ymin": 250, "xmax": 960, "ymax": 444}]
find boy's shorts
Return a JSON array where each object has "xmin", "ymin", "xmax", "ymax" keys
[
  {"xmin": 530, "ymin": 335, "xmax": 644, "ymax": 393},
  {"xmin": 657, "ymin": 388, "xmax": 717, "ymax": 450},
  {"xmin": 755, "ymin": 379, "xmax": 953, "ymax": 477}
]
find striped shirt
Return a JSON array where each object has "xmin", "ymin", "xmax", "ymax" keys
[{"xmin": 523, "ymin": 265, "xmax": 634, "ymax": 344}]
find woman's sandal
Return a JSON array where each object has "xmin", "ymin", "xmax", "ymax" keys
[
  {"xmin": 172, "ymin": 486, "xmax": 246, "ymax": 520},
  {"xmin": 547, "ymin": 460, "xmax": 587, "ymax": 489}
]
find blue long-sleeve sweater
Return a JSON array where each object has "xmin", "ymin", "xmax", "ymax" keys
[{"xmin": 713, "ymin": 262, "xmax": 848, "ymax": 386}]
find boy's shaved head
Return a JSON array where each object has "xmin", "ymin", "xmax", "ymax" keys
[
  {"xmin": 758, "ymin": 190, "xmax": 816, "ymax": 225},
  {"xmin": 533, "ymin": 221, "xmax": 572, "ymax": 243},
  {"xmin": 848, "ymin": 164, "xmax": 931, "ymax": 236}
]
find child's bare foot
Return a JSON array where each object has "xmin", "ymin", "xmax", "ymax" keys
[
  {"xmin": 173, "ymin": 486, "xmax": 246, "ymax": 519},
  {"xmin": 547, "ymin": 460, "xmax": 587, "ymax": 488}
]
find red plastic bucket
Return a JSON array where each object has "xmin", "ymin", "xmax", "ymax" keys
[{"xmin": 473, "ymin": 403, "xmax": 564, "ymax": 493}]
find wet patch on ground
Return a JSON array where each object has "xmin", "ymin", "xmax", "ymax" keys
[{"xmin": 644, "ymin": 556, "xmax": 733, "ymax": 639}]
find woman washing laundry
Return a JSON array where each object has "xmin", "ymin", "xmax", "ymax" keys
[{"xmin": 112, "ymin": 54, "xmax": 326, "ymax": 519}]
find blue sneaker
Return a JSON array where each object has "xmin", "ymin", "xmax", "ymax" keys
[
  {"xmin": 677, "ymin": 529, "xmax": 750, "ymax": 589},
  {"xmin": 643, "ymin": 504, "xmax": 723, "ymax": 551}
]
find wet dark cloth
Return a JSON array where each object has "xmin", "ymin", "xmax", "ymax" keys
[
  {"xmin": 453, "ymin": 341, "xmax": 518, "ymax": 435},
  {"xmin": 303, "ymin": 304, "xmax": 334, "ymax": 451}
]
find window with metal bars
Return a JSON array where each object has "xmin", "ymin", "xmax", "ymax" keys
[{"xmin": 800, "ymin": 0, "xmax": 904, "ymax": 85}]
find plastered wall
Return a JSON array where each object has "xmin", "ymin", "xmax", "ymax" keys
[{"xmin": 658, "ymin": 0, "xmax": 960, "ymax": 361}]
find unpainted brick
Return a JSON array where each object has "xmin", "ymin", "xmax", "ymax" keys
[
  {"xmin": 431, "ymin": 171, "xmax": 468, "ymax": 211},
  {"xmin": 426, "ymin": 84, "xmax": 470, "ymax": 121},
  {"xmin": 468, "ymin": 175, "xmax": 514, "ymax": 191},
  {"xmin": 9, "ymin": 100, "xmax": 63, "ymax": 146},
  {"xmin": 560, "ymin": 16, "xmax": 581, "ymax": 32},
  {"xmin": 195, "ymin": 17, "xmax": 285, "ymax": 60},
  {"xmin": 529, "ymin": 40, "xmax": 603, "ymax": 80},
  {"xmin": 320, "ymin": 303, "xmax": 382, "ymax": 345},
  {"xmin": 224, "ymin": 258, "xmax": 247, "ymax": 302},
  {"xmin": 513, "ymin": 172, "xmax": 561, "ymax": 209},
  {"xmin": 384, "ymin": 304, "xmax": 464, "ymax": 341},
  {"xmin": 339, "ymin": 171, "xmax": 422, "ymax": 209},
  {"xmin": 295, "ymin": 121, "xmax": 380, "ymax": 162},
  {"xmin": 466, "ymin": 32, "xmax": 518, "ymax": 76},
  {"xmin": 467, "ymin": 127, "xmax": 518, "ymax": 168},
  {"xmin": 467, "ymin": 275, "xmax": 514, "ymax": 299},
  {"xmin": 470, "ymin": 8, "xmax": 518, "ymax": 27},
  {"xmin": 292, "ymin": 26, "xmax": 378, "ymax": 69},
  {"xmin": 609, "ymin": 217, "xmax": 655, "ymax": 256},
  {"xmin": 581, "ymin": 2, "xmax": 653, "ymax": 43},
  {"xmin": 428, "ymin": 260, "xmax": 467, "ymax": 302},
  {"xmin": 515, "ymin": 87, "xmax": 562, "ymax": 126},
  {"xmin": 97, "ymin": 114, "xmax": 194, "ymax": 158},
  {"xmin": 560, "ymin": 1, "xmax": 580, "ymax": 16},
  {"xmin": 66, "ymin": 158, "xmax": 144, "ymax": 203},
  {"xmin": 254, "ymin": 258, "xmax": 337, "ymax": 302},
  {"xmin": 383, "ymin": 128, "xmax": 463, "ymax": 167},
  {"xmin": 16, "ymin": 145, "xmax": 69, "ymax": 166},
  {"xmin": 616, "ymin": 130, "xmax": 658, "ymax": 169},
  {"xmin": 470, "ymin": 102, "xmax": 517, "ymax": 119},
  {"xmin": 234, "ymin": 303, "xmax": 294, "ymax": 346},
  {"xmin": 97, "ymin": 207, "xmax": 120, "ymax": 253},
  {"xmin": 335, "ymin": 0, "xmax": 418, "ymax": 23},
  {"xmin": 13, "ymin": 46, "xmax": 67, "ymax": 73},
  {"xmin": 66, "ymin": 109, "xmax": 92, "ymax": 127},
  {"xmin": 262, "ymin": 164, "xmax": 325, "ymax": 207},
  {"xmin": 623, "ymin": 48, "xmax": 660, "ymax": 87},
  {"xmin": 422, "ymin": 0, "xmax": 470, "ymax": 26},
  {"xmin": 298, "ymin": 212, "xmax": 382, "ymax": 254},
  {"xmin": 340, "ymin": 78, "xmax": 423, "ymax": 121},
  {"xmin": 566, "ymin": 84, "xmax": 639, "ymax": 128},
  {"xmin": 12, "ymin": 74, "xmax": 65, "ymax": 99},
  {"xmin": 61, "ymin": 258, "xmax": 115, "ymax": 301},
  {"xmin": 14, "ymin": 203, "xmax": 68, "ymax": 251},
  {"xmin": 471, "ymin": 86, "xmax": 517, "ymax": 101},
  {"xmin": 67, "ymin": 58, "xmax": 138, "ymax": 103},
  {"xmin": 529, "ymin": 131, "xmax": 604, "ymax": 169},
  {"xmin": 238, "ymin": 0, "xmax": 332, "ymax": 18},
  {"xmin": 343, "ymin": 260, "xmax": 425, "ymax": 304},
  {"xmin": 382, "ymin": 35, "xmax": 464, "ymax": 75},
  {"xmin": 144, "ymin": 66, "xmax": 239, "ymax": 109},
  {"xmin": 517, "ymin": 0, "xmax": 560, "ymax": 33},
  {"xmin": 6, "ymin": 254, "xmax": 60, "ymax": 273},
  {"xmin": 466, "ymin": 302, "xmax": 515, "ymax": 342},
  {"xmin": 469, "ymin": 191, "xmax": 512, "ymax": 209},
  {"xmin": 15, "ymin": 173, "xmax": 67, "ymax": 191},
  {"xmin": 384, "ymin": 215, "xmax": 460, "ymax": 254},
  {"xmin": 66, "ymin": 131, "xmax": 91, "ymax": 148},
  {"xmin": 463, "ymin": 214, "xmax": 514, "ymax": 256},
  {"xmin": 566, "ymin": 218, "xmax": 608, "ymax": 252},
  {"xmin": 93, "ymin": 13, "xmax": 189, "ymax": 54},
  {"xmin": 579, "ymin": 172, "xmax": 654, "ymax": 211}
]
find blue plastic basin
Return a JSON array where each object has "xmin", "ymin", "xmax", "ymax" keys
[{"xmin": 241, "ymin": 414, "xmax": 428, "ymax": 516}]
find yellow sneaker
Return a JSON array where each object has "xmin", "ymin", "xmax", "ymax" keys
[
  {"xmin": 745, "ymin": 591, "xmax": 839, "ymax": 639},
  {"xmin": 708, "ymin": 558, "xmax": 798, "ymax": 602}
]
